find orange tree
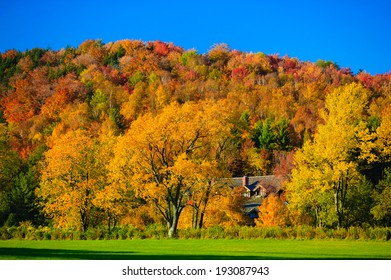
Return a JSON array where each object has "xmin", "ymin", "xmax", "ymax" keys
[
  {"xmin": 37, "ymin": 129, "xmax": 104, "ymax": 231},
  {"xmin": 110, "ymin": 101, "xmax": 232, "ymax": 237},
  {"xmin": 256, "ymin": 194, "xmax": 288, "ymax": 227}
]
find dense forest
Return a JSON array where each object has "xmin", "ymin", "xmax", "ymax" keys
[{"xmin": 0, "ymin": 39, "xmax": 390, "ymax": 238}]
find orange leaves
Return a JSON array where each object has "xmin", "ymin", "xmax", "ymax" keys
[
  {"xmin": 2, "ymin": 40, "xmax": 391, "ymax": 231},
  {"xmin": 208, "ymin": 43, "xmax": 230, "ymax": 65},
  {"xmin": 41, "ymin": 73, "xmax": 87, "ymax": 119},
  {"xmin": 93, "ymin": 182, "xmax": 127, "ymax": 217},
  {"xmin": 256, "ymin": 194, "xmax": 287, "ymax": 227},
  {"xmin": 154, "ymin": 41, "xmax": 170, "ymax": 56},
  {"xmin": 37, "ymin": 129, "xmax": 103, "ymax": 230},
  {"xmin": 110, "ymin": 101, "xmax": 234, "ymax": 233},
  {"xmin": 1, "ymin": 49, "xmax": 18, "ymax": 60},
  {"xmin": 204, "ymin": 186, "xmax": 249, "ymax": 228},
  {"xmin": 3, "ymin": 67, "xmax": 52, "ymax": 124}
]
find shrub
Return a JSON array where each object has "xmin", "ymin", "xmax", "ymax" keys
[
  {"xmin": 346, "ymin": 227, "xmax": 360, "ymax": 240},
  {"xmin": 205, "ymin": 225, "xmax": 225, "ymax": 239},
  {"xmin": 238, "ymin": 226, "xmax": 257, "ymax": 239},
  {"xmin": 369, "ymin": 227, "xmax": 391, "ymax": 241},
  {"xmin": 0, "ymin": 227, "xmax": 12, "ymax": 240},
  {"xmin": 117, "ymin": 227, "xmax": 129, "ymax": 240},
  {"xmin": 144, "ymin": 223, "xmax": 166, "ymax": 239},
  {"xmin": 84, "ymin": 227, "xmax": 106, "ymax": 240},
  {"xmin": 333, "ymin": 228, "xmax": 347, "ymax": 239},
  {"xmin": 314, "ymin": 227, "xmax": 327, "ymax": 239},
  {"xmin": 50, "ymin": 228, "xmax": 61, "ymax": 240},
  {"xmin": 296, "ymin": 226, "xmax": 315, "ymax": 239},
  {"xmin": 30, "ymin": 228, "xmax": 44, "ymax": 240},
  {"xmin": 178, "ymin": 228, "xmax": 202, "ymax": 239},
  {"xmin": 43, "ymin": 231, "xmax": 51, "ymax": 240},
  {"xmin": 224, "ymin": 226, "xmax": 240, "ymax": 239},
  {"xmin": 62, "ymin": 229, "xmax": 76, "ymax": 240},
  {"xmin": 0, "ymin": 225, "xmax": 390, "ymax": 241}
]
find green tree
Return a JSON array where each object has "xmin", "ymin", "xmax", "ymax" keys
[
  {"xmin": 275, "ymin": 118, "xmax": 291, "ymax": 151},
  {"xmin": 6, "ymin": 169, "xmax": 40, "ymax": 226},
  {"xmin": 344, "ymin": 177, "xmax": 374, "ymax": 227},
  {"xmin": 251, "ymin": 118, "xmax": 276, "ymax": 151},
  {"xmin": 259, "ymin": 118, "xmax": 276, "ymax": 151},
  {"xmin": 371, "ymin": 168, "xmax": 391, "ymax": 226},
  {"xmin": 0, "ymin": 124, "xmax": 21, "ymax": 225},
  {"xmin": 251, "ymin": 118, "xmax": 291, "ymax": 151}
]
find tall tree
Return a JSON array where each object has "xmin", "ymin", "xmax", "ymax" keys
[
  {"xmin": 0, "ymin": 124, "xmax": 21, "ymax": 225},
  {"xmin": 286, "ymin": 83, "xmax": 370, "ymax": 228},
  {"xmin": 110, "ymin": 101, "xmax": 232, "ymax": 237},
  {"xmin": 186, "ymin": 101, "xmax": 234, "ymax": 229},
  {"xmin": 37, "ymin": 130, "xmax": 103, "ymax": 231}
]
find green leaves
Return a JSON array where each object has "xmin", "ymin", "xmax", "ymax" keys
[
  {"xmin": 371, "ymin": 169, "xmax": 391, "ymax": 225},
  {"xmin": 251, "ymin": 118, "xmax": 291, "ymax": 151}
]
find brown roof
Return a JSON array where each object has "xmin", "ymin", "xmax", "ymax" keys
[{"xmin": 222, "ymin": 175, "xmax": 282, "ymax": 192}]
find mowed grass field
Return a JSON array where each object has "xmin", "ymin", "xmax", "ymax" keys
[{"xmin": 0, "ymin": 239, "xmax": 390, "ymax": 260}]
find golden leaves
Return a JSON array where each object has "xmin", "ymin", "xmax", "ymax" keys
[
  {"xmin": 110, "ymin": 100, "xmax": 234, "ymax": 231},
  {"xmin": 37, "ymin": 129, "xmax": 105, "ymax": 230},
  {"xmin": 286, "ymin": 83, "xmax": 370, "ymax": 225},
  {"xmin": 256, "ymin": 194, "xmax": 287, "ymax": 227}
]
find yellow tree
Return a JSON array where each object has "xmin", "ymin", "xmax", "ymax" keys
[
  {"xmin": 37, "ymin": 130, "xmax": 103, "ymax": 231},
  {"xmin": 184, "ymin": 100, "xmax": 234, "ymax": 229},
  {"xmin": 375, "ymin": 107, "xmax": 391, "ymax": 162},
  {"xmin": 92, "ymin": 133, "xmax": 134, "ymax": 230},
  {"xmin": 286, "ymin": 83, "xmax": 370, "ymax": 228},
  {"xmin": 110, "ymin": 101, "xmax": 232, "ymax": 237}
]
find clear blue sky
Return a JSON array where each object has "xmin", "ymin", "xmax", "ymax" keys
[{"xmin": 1, "ymin": 0, "xmax": 390, "ymax": 74}]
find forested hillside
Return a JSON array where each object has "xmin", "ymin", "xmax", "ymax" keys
[{"xmin": 1, "ymin": 40, "xmax": 390, "ymax": 237}]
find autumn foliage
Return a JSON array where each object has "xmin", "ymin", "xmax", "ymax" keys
[
  {"xmin": 256, "ymin": 194, "xmax": 288, "ymax": 227},
  {"xmin": 0, "ymin": 40, "xmax": 390, "ymax": 236}
]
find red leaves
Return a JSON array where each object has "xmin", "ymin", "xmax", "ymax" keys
[
  {"xmin": 154, "ymin": 41, "xmax": 170, "ymax": 56},
  {"xmin": 3, "ymin": 68, "xmax": 51, "ymax": 123},
  {"xmin": 232, "ymin": 67, "xmax": 248, "ymax": 80}
]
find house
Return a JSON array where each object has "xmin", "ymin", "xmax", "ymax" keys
[{"xmin": 223, "ymin": 175, "xmax": 283, "ymax": 221}]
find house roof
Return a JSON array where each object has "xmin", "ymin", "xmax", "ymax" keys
[
  {"xmin": 222, "ymin": 175, "xmax": 282, "ymax": 193},
  {"xmin": 243, "ymin": 195, "xmax": 262, "ymax": 206},
  {"xmin": 244, "ymin": 206, "xmax": 259, "ymax": 214}
]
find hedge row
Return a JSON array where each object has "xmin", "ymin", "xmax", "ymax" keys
[
  {"xmin": 178, "ymin": 225, "xmax": 391, "ymax": 241},
  {"xmin": 0, "ymin": 224, "xmax": 390, "ymax": 241}
]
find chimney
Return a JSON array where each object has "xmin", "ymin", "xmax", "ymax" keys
[{"xmin": 242, "ymin": 176, "xmax": 249, "ymax": 187}]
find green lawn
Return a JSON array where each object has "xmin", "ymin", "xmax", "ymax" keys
[{"xmin": 0, "ymin": 239, "xmax": 390, "ymax": 260}]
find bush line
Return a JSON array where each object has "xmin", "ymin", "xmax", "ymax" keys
[{"xmin": 0, "ymin": 224, "xmax": 390, "ymax": 241}]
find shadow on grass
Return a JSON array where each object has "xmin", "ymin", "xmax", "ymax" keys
[
  {"xmin": 0, "ymin": 247, "xmax": 385, "ymax": 260},
  {"xmin": 0, "ymin": 247, "xmax": 261, "ymax": 260}
]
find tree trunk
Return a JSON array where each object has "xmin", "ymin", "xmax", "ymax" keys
[
  {"xmin": 167, "ymin": 210, "xmax": 180, "ymax": 238},
  {"xmin": 334, "ymin": 181, "xmax": 344, "ymax": 229},
  {"xmin": 80, "ymin": 209, "xmax": 88, "ymax": 232},
  {"xmin": 315, "ymin": 206, "xmax": 322, "ymax": 228},
  {"xmin": 191, "ymin": 206, "xmax": 199, "ymax": 229},
  {"xmin": 334, "ymin": 189, "xmax": 340, "ymax": 229},
  {"xmin": 107, "ymin": 215, "xmax": 117, "ymax": 232},
  {"xmin": 198, "ymin": 211, "xmax": 205, "ymax": 229},
  {"xmin": 191, "ymin": 180, "xmax": 213, "ymax": 229}
]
